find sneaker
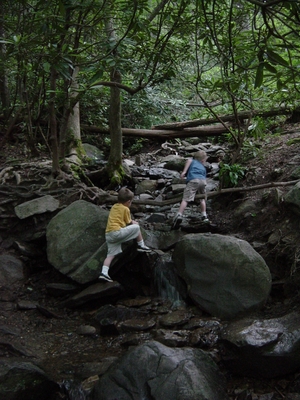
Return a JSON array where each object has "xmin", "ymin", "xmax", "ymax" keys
[
  {"xmin": 137, "ymin": 244, "xmax": 152, "ymax": 252},
  {"xmin": 171, "ymin": 214, "xmax": 183, "ymax": 230},
  {"xmin": 98, "ymin": 272, "xmax": 113, "ymax": 282},
  {"xmin": 201, "ymin": 215, "xmax": 210, "ymax": 223}
]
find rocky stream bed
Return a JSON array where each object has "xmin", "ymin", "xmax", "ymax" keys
[{"xmin": 1, "ymin": 128, "xmax": 300, "ymax": 399}]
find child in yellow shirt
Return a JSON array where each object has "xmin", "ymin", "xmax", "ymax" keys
[{"xmin": 99, "ymin": 187, "xmax": 150, "ymax": 282}]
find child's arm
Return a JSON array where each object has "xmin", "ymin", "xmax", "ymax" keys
[{"xmin": 180, "ymin": 158, "xmax": 192, "ymax": 179}]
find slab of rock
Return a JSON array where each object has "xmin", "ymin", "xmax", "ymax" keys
[{"xmin": 14, "ymin": 195, "xmax": 59, "ymax": 219}]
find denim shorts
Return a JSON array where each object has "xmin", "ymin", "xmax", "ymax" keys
[
  {"xmin": 183, "ymin": 179, "xmax": 206, "ymax": 202},
  {"xmin": 105, "ymin": 224, "xmax": 140, "ymax": 256}
]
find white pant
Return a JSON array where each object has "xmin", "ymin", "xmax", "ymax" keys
[{"xmin": 105, "ymin": 224, "xmax": 140, "ymax": 256}]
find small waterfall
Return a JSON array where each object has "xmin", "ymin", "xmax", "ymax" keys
[
  {"xmin": 153, "ymin": 255, "xmax": 186, "ymax": 308},
  {"xmin": 59, "ymin": 380, "xmax": 87, "ymax": 400}
]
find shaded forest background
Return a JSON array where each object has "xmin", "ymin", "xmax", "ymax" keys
[{"xmin": 0, "ymin": 0, "xmax": 300, "ymax": 185}]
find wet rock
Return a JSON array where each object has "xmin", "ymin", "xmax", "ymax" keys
[
  {"xmin": 190, "ymin": 327, "xmax": 219, "ymax": 348},
  {"xmin": 117, "ymin": 318, "xmax": 156, "ymax": 333},
  {"xmin": 158, "ymin": 310, "xmax": 192, "ymax": 328},
  {"xmin": 90, "ymin": 340, "xmax": 229, "ymax": 400},
  {"xmin": 154, "ymin": 329, "xmax": 190, "ymax": 347},
  {"xmin": 120, "ymin": 332, "xmax": 153, "ymax": 347},
  {"xmin": 93, "ymin": 304, "xmax": 148, "ymax": 335},
  {"xmin": 117, "ymin": 296, "xmax": 152, "ymax": 308},
  {"xmin": 220, "ymin": 312, "xmax": 300, "ymax": 378}
]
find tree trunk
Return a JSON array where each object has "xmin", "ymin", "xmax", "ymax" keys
[
  {"xmin": 105, "ymin": 10, "xmax": 124, "ymax": 185},
  {"xmin": 107, "ymin": 67, "xmax": 123, "ymax": 182},
  {"xmin": 49, "ymin": 67, "xmax": 60, "ymax": 175},
  {"xmin": 0, "ymin": 7, "xmax": 10, "ymax": 118},
  {"xmin": 62, "ymin": 66, "xmax": 82, "ymax": 164}
]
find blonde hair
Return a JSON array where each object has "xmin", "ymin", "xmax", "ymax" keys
[
  {"xmin": 118, "ymin": 187, "xmax": 134, "ymax": 203},
  {"xmin": 194, "ymin": 150, "xmax": 207, "ymax": 162}
]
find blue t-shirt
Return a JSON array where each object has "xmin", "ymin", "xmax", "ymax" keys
[{"xmin": 186, "ymin": 159, "xmax": 206, "ymax": 182}]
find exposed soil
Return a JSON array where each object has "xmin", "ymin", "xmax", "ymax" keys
[{"xmin": 1, "ymin": 125, "xmax": 300, "ymax": 399}]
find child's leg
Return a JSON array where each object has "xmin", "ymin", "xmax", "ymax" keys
[
  {"xmin": 99, "ymin": 255, "xmax": 115, "ymax": 281},
  {"xmin": 200, "ymin": 198, "xmax": 206, "ymax": 214},
  {"xmin": 178, "ymin": 199, "xmax": 188, "ymax": 215},
  {"xmin": 103, "ymin": 255, "xmax": 115, "ymax": 269},
  {"xmin": 134, "ymin": 228, "xmax": 151, "ymax": 250}
]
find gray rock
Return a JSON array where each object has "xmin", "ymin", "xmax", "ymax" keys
[
  {"xmin": 221, "ymin": 312, "xmax": 300, "ymax": 378},
  {"xmin": 76, "ymin": 325, "xmax": 97, "ymax": 336},
  {"xmin": 233, "ymin": 199, "xmax": 257, "ymax": 218},
  {"xmin": 46, "ymin": 200, "xmax": 108, "ymax": 280},
  {"xmin": 93, "ymin": 304, "xmax": 149, "ymax": 335},
  {"xmin": 62, "ymin": 282, "xmax": 123, "ymax": 309},
  {"xmin": 90, "ymin": 340, "xmax": 229, "ymax": 400},
  {"xmin": 148, "ymin": 167, "xmax": 180, "ymax": 180},
  {"xmin": 14, "ymin": 195, "xmax": 59, "ymax": 219},
  {"xmin": 83, "ymin": 143, "xmax": 105, "ymax": 165},
  {"xmin": 172, "ymin": 233, "xmax": 272, "ymax": 320},
  {"xmin": 0, "ymin": 360, "xmax": 59, "ymax": 399},
  {"xmin": 154, "ymin": 329, "xmax": 190, "ymax": 347},
  {"xmin": 136, "ymin": 179, "xmax": 157, "ymax": 194},
  {"xmin": 116, "ymin": 318, "xmax": 156, "ymax": 333},
  {"xmin": 0, "ymin": 255, "xmax": 24, "ymax": 286}
]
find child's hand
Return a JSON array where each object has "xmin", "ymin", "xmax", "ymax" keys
[{"xmin": 131, "ymin": 220, "xmax": 138, "ymax": 225}]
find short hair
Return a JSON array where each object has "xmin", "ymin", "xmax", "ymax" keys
[
  {"xmin": 194, "ymin": 150, "xmax": 207, "ymax": 162},
  {"xmin": 118, "ymin": 187, "xmax": 134, "ymax": 203}
]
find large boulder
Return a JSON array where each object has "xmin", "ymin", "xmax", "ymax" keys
[
  {"xmin": 0, "ymin": 360, "xmax": 59, "ymax": 400},
  {"xmin": 220, "ymin": 312, "xmax": 300, "ymax": 378},
  {"xmin": 46, "ymin": 200, "xmax": 108, "ymax": 282},
  {"xmin": 172, "ymin": 233, "xmax": 271, "ymax": 320},
  {"xmin": 90, "ymin": 340, "xmax": 229, "ymax": 400}
]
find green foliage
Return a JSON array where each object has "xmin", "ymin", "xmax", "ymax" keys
[
  {"xmin": 124, "ymin": 138, "xmax": 145, "ymax": 155},
  {"xmin": 240, "ymin": 140, "xmax": 261, "ymax": 162},
  {"xmin": 248, "ymin": 117, "xmax": 269, "ymax": 140},
  {"xmin": 2, "ymin": 0, "xmax": 300, "ymax": 175},
  {"xmin": 219, "ymin": 163, "xmax": 246, "ymax": 188}
]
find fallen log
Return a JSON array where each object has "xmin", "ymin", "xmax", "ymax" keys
[
  {"xmin": 72, "ymin": 179, "xmax": 299, "ymax": 207},
  {"xmin": 81, "ymin": 123, "xmax": 231, "ymax": 138},
  {"xmin": 152, "ymin": 108, "xmax": 291, "ymax": 130},
  {"xmin": 131, "ymin": 179, "xmax": 299, "ymax": 207}
]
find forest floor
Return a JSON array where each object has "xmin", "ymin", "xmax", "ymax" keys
[{"xmin": 1, "ymin": 124, "xmax": 300, "ymax": 399}]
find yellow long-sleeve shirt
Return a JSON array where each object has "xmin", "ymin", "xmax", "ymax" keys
[{"xmin": 105, "ymin": 203, "xmax": 131, "ymax": 233}]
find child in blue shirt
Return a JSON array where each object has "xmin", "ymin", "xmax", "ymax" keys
[{"xmin": 172, "ymin": 150, "xmax": 209, "ymax": 229}]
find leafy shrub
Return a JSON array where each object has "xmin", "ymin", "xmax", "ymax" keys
[{"xmin": 219, "ymin": 163, "xmax": 246, "ymax": 188}]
